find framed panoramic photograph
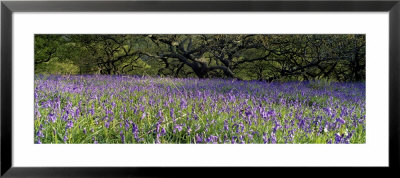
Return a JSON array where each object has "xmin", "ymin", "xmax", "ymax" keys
[{"xmin": 1, "ymin": 0, "xmax": 399, "ymax": 177}]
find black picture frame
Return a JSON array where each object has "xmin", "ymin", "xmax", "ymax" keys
[{"xmin": 1, "ymin": 0, "xmax": 399, "ymax": 177}]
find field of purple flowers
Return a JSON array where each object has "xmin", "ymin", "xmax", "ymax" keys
[{"xmin": 34, "ymin": 75, "xmax": 366, "ymax": 144}]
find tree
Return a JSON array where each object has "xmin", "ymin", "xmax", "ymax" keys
[{"xmin": 34, "ymin": 34, "xmax": 365, "ymax": 82}]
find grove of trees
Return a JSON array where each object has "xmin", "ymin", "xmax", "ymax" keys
[{"xmin": 34, "ymin": 34, "xmax": 365, "ymax": 81}]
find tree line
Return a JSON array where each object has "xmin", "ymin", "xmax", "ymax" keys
[{"xmin": 34, "ymin": 34, "xmax": 365, "ymax": 81}]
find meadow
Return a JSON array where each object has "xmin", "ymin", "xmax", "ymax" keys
[{"xmin": 34, "ymin": 75, "xmax": 366, "ymax": 144}]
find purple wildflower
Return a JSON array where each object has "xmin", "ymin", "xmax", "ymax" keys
[
  {"xmin": 48, "ymin": 113, "xmax": 56, "ymax": 123},
  {"xmin": 37, "ymin": 130, "xmax": 44, "ymax": 138},
  {"xmin": 120, "ymin": 131, "xmax": 125, "ymax": 143},
  {"xmin": 64, "ymin": 135, "xmax": 68, "ymax": 143},
  {"xmin": 336, "ymin": 117, "xmax": 346, "ymax": 124},
  {"xmin": 263, "ymin": 132, "xmax": 268, "ymax": 144},
  {"xmin": 65, "ymin": 120, "xmax": 74, "ymax": 129},
  {"xmin": 195, "ymin": 134, "xmax": 202, "ymax": 143},
  {"xmin": 223, "ymin": 120, "xmax": 229, "ymax": 131},
  {"xmin": 141, "ymin": 112, "xmax": 146, "ymax": 120},
  {"xmin": 270, "ymin": 132, "xmax": 277, "ymax": 144},
  {"xmin": 174, "ymin": 124, "xmax": 183, "ymax": 133}
]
